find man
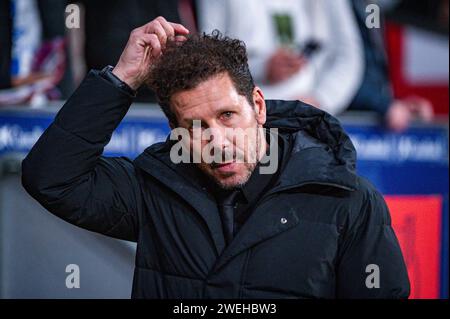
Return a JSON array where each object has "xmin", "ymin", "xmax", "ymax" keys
[{"xmin": 22, "ymin": 17, "xmax": 410, "ymax": 298}]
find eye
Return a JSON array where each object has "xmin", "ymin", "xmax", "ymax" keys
[{"xmin": 221, "ymin": 111, "xmax": 234, "ymax": 120}]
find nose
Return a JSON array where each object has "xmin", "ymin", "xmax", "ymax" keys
[{"xmin": 207, "ymin": 125, "xmax": 233, "ymax": 161}]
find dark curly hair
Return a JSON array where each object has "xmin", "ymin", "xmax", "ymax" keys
[{"xmin": 147, "ymin": 30, "xmax": 255, "ymax": 125}]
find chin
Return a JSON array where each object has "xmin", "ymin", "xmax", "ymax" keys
[
  {"xmin": 203, "ymin": 163, "xmax": 255, "ymax": 190},
  {"xmin": 215, "ymin": 175, "xmax": 247, "ymax": 190}
]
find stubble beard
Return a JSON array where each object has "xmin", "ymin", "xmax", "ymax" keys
[{"xmin": 199, "ymin": 124, "xmax": 264, "ymax": 190}]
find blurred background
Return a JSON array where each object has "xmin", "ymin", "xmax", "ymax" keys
[{"xmin": 0, "ymin": 0, "xmax": 448, "ymax": 299}]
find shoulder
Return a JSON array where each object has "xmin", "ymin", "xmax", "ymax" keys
[{"xmin": 344, "ymin": 175, "xmax": 392, "ymax": 230}]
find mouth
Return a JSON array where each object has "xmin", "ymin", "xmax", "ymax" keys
[{"xmin": 211, "ymin": 161, "xmax": 237, "ymax": 173}]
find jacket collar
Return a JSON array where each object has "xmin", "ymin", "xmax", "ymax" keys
[{"xmin": 263, "ymin": 99, "xmax": 358, "ymax": 193}]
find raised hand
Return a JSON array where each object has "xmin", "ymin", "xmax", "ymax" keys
[{"xmin": 112, "ymin": 16, "xmax": 189, "ymax": 90}]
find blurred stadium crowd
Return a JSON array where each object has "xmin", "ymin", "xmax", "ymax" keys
[{"xmin": 0, "ymin": 0, "xmax": 448, "ymax": 131}]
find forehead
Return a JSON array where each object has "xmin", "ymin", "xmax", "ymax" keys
[{"xmin": 171, "ymin": 73, "xmax": 245, "ymax": 121}]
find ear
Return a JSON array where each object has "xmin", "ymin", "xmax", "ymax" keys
[{"xmin": 252, "ymin": 86, "xmax": 266, "ymax": 126}]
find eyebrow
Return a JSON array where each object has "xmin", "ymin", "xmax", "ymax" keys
[{"xmin": 181, "ymin": 104, "xmax": 241, "ymax": 126}]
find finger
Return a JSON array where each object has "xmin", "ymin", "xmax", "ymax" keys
[
  {"xmin": 149, "ymin": 21, "xmax": 168, "ymax": 48},
  {"xmin": 130, "ymin": 25, "xmax": 145, "ymax": 36},
  {"xmin": 148, "ymin": 34, "xmax": 162, "ymax": 58},
  {"xmin": 174, "ymin": 35, "xmax": 188, "ymax": 43},
  {"xmin": 138, "ymin": 33, "xmax": 161, "ymax": 58},
  {"xmin": 169, "ymin": 22, "xmax": 190, "ymax": 35},
  {"xmin": 156, "ymin": 16, "xmax": 175, "ymax": 39}
]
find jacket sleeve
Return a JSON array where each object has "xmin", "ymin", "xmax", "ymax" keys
[
  {"xmin": 21, "ymin": 70, "xmax": 141, "ymax": 242},
  {"xmin": 336, "ymin": 182, "xmax": 410, "ymax": 298}
]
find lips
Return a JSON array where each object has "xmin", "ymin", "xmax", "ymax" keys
[{"xmin": 211, "ymin": 161, "xmax": 237, "ymax": 173}]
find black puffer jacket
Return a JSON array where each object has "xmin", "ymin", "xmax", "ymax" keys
[{"xmin": 22, "ymin": 71, "xmax": 410, "ymax": 298}]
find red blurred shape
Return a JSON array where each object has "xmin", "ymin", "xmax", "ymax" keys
[
  {"xmin": 385, "ymin": 195, "xmax": 442, "ymax": 299},
  {"xmin": 385, "ymin": 23, "xmax": 449, "ymax": 116}
]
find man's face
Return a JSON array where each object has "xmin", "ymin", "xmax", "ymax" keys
[{"xmin": 170, "ymin": 73, "xmax": 267, "ymax": 189}]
